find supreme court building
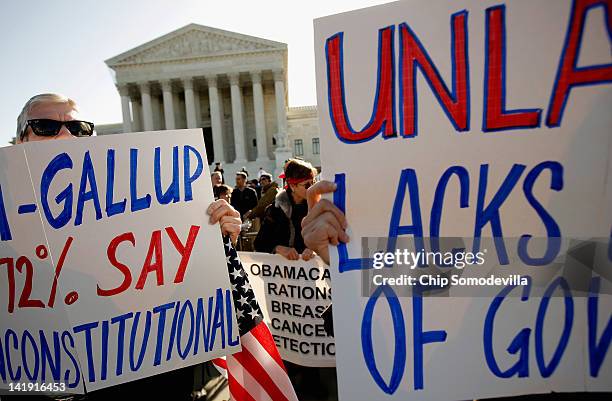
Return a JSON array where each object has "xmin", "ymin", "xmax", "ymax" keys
[{"xmin": 96, "ymin": 24, "xmax": 320, "ymax": 178}]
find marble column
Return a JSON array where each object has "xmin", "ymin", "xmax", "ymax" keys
[
  {"xmin": 139, "ymin": 82, "xmax": 154, "ymax": 131},
  {"xmin": 161, "ymin": 79, "xmax": 176, "ymax": 130},
  {"xmin": 207, "ymin": 75, "xmax": 225, "ymax": 163},
  {"xmin": 229, "ymin": 73, "xmax": 247, "ymax": 164},
  {"xmin": 273, "ymin": 69, "xmax": 289, "ymax": 149},
  {"xmin": 131, "ymin": 97, "xmax": 142, "ymax": 132},
  {"xmin": 217, "ymin": 89, "xmax": 226, "ymax": 159},
  {"xmin": 272, "ymin": 69, "xmax": 292, "ymax": 176},
  {"xmin": 193, "ymin": 87, "xmax": 202, "ymax": 126},
  {"xmin": 183, "ymin": 77, "xmax": 197, "ymax": 129},
  {"xmin": 251, "ymin": 71, "xmax": 269, "ymax": 162},
  {"xmin": 118, "ymin": 84, "xmax": 132, "ymax": 133}
]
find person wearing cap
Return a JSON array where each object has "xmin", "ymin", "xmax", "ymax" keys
[
  {"xmin": 211, "ymin": 171, "xmax": 223, "ymax": 186},
  {"xmin": 246, "ymin": 172, "xmax": 279, "ymax": 220},
  {"xmin": 254, "ymin": 159, "xmax": 316, "ymax": 261},
  {"xmin": 213, "ymin": 162, "xmax": 225, "ymax": 183}
]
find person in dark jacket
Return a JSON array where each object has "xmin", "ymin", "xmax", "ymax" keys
[
  {"xmin": 254, "ymin": 159, "xmax": 316, "ymax": 261},
  {"xmin": 254, "ymin": 159, "xmax": 327, "ymax": 398},
  {"xmin": 230, "ymin": 171, "xmax": 258, "ymax": 219},
  {"xmin": 246, "ymin": 173, "xmax": 279, "ymax": 220}
]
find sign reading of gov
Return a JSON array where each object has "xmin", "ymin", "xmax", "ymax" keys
[
  {"xmin": 315, "ymin": 0, "xmax": 611, "ymax": 400},
  {"xmin": 0, "ymin": 130, "xmax": 240, "ymax": 394}
]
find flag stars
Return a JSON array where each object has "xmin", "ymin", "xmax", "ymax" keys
[
  {"xmin": 248, "ymin": 309, "xmax": 261, "ymax": 320},
  {"xmin": 237, "ymin": 295, "xmax": 250, "ymax": 307},
  {"xmin": 241, "ymin": 281, "xmax": 252, "ymax": 292},
  {"xmin": 230, "ymin": 268, "xmax": 243, "ymax": 280}
]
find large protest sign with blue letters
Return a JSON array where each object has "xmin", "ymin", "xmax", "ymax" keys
[
  {"xmin": 0, "ymin": 129, "xmax": 240, "ymax": 394},
  {"xmin": 314, "ymin": 0, "xmax": 612, "ymax": 399}
]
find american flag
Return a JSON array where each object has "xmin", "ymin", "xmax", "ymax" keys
[{"xmin": 212, "ymin": 237, "xmax": 299, "ymax": 401}]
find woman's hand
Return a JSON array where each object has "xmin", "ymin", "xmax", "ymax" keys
[
  {"xmin": 301, "ymin": 181, "xmax": 349, "ymax": 265},
  {"xmin": 275, "ymin": 245, "xmax": 300, "ymax": 260},
  {"xmin": 207, "ymin": 199, "xmax": 241, "ymax": 243},
  {"xmin": 301, "ymin": 248, "xmax": 315, "ymax": 261}
]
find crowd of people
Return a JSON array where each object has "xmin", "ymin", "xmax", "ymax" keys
[{"xmin": 213, "ymin": 160, "xmax": 346, "ymax": 400}]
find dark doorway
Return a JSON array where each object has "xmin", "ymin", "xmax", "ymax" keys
[{"xmin": 202, "ymin": 127, "xmax": 214, "ymax": 165}]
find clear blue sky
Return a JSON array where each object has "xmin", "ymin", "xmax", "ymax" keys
[{"xmin": 0, "ymin": 0, "xmax": 390, "ymax": 145}]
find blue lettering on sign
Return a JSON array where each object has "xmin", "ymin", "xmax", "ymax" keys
[
  {"xmin": 184, "ymin": 145, "xmax": 204, "ymax": 202},
  {"xmin": 334, "ymin": 162, "xmax": 564, "ymax": 272},
  {"xmin": 4, "ymin": 145, "xmax": 208, "ymax": 233},
  {"xmin": 535, "ymin": 277, "xmax": 573, "ymax": 378},
  {"xmin": 472, "ymin": 163, "xmax": 525, "ymax": 265},
  {"xmin": 361, "ymin": 285, "xmax": 406, "ymax": 394},
  {"xmin": 0, "ymin": 329, "xmax": 82, "ymax": 388},
  {"xmin": 0, "ymin": 294, "xmax": 234, "ymax": 388},
  {"xmin": 588, "ymin": 277, "xmax": 612, "ymax": 378},
  {"xmin": 0, "ymin": 293, "xmax": 235, "ymax": 387},
  {"xmin": 75, "ymin": 151, "xmax": 103, "ymax": 226},
  {"xmin": 0, "ymin": 182, "xmax": 12, "ymax": 240},
  {"xmin": 130, "ymin": 148, "xmax": 152, "ymax": 212},
  {"xmin": 154, "ymin": 146, "xmax": 180, "ymax": 204},
  {"xmin": 483, "ymin": 276, "xmax": 587, "ymax": 380},
  {"xmin": 361, "ymin": 285, "xmax": 447, "ymax": 393},
  {"xmin": 40, "ymin": 153, "xmax": 73, "ymax": 230},
  {"xmin": 412, "ymin": 292, "xmax": 447, "ymax": 389},
  {"xmin": 518, "ymin": 161, "xmax": 563, "ymax": 265},
  {"xmin": 106, "ymin": 149, "xmax": 126, "ymax": 217}
]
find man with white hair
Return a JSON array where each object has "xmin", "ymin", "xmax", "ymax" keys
[
  {"xmin": 16, "ymin": 91, "xmax": 242, "ymax": 239},
  {"xmin": 12, "ymin": 95, "xmax": 244, "ymax": 399},
  {"xmin": 16, "ymin": 93, "xmax": 95, "ymax": 143}
]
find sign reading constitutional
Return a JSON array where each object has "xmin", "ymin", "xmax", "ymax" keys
[
  {"xmin": 239, "ymin": 252, "xmax": 335, "ymax": 367},
  {"xmin": 314, "ymin": 0, "xmax": 612, "ymax": 400},
  {"xmin": 0, "ymin": 130, "xmax": 241, "ymax": 394}
]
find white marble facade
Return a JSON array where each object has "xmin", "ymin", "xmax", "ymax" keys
[{"xmin": 97, "ymin": 24, "xmax": 320, "ymax": 178}]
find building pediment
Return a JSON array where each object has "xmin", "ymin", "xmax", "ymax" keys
[{"xmin": 106, "ymin": 23, "xmax": 286, "ymax": 67}]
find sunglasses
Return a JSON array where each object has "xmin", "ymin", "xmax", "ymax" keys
[
  {"xmin": 25, "ymin": 119, "xmax": 95, "ymax": 138},
  {"xmin": 297, "ymin": 180, "xmax": 314, "ymax": 189}
]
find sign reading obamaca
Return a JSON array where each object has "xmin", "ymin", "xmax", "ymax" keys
[{"xmin": 239, "ymin": 252, "xmax": 334, "ymax": 367}]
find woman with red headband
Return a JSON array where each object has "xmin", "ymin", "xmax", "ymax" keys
[{"xmin": 254, "ymin": 158, "xmax": 317, "ymax": 261}]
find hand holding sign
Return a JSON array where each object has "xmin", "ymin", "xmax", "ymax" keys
[
  {"xmin": 207, "ymin": 199, "xmax": 241, "ymax": 243},
  {"xmin": 302, "ymin": 180, "xmax": 349, "ymax": 265}
]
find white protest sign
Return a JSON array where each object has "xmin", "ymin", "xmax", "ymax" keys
[
  {"xmin": 239, "ymin": 252, "xmax": 335, "ymax": 367},
  {"xmin": 314, "ymin": 0, "xmax": 612, "ymax": 400},
  {"xmin": 0, "ymin": 130, "xmax": 240, "ymax": 393},
  {"xmin": 0, "ymin": 146, "xmax": 84, "ymax": 394}
]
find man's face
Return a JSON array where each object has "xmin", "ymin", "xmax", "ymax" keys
[
  {"xmin": 236, "ymin": 175, "xmax": 246, "ymax": 188},
  {"xmin": 18, "ymin": 101, "xmax": 79, "ymax": 143},
  {"xmin": 260, "ymin": 177, "xmax": 271, "ymax": 187},
  {"xmin": 211, "ymin": 173, "xmax": 222, "ymax": 186}
]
